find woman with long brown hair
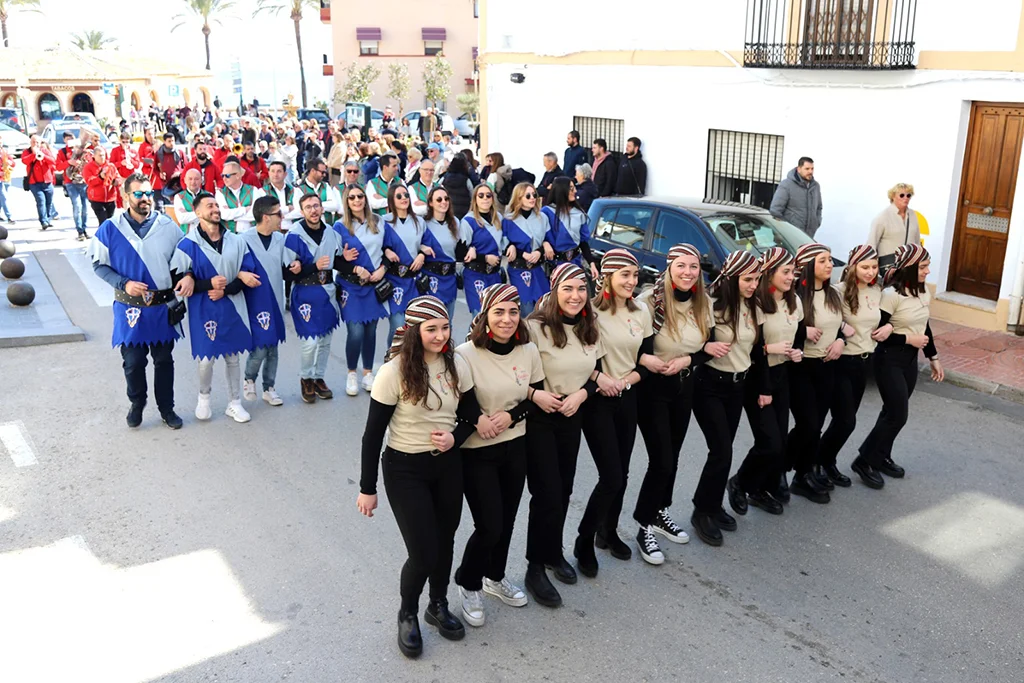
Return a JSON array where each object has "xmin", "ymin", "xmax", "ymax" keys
[
  {"xmin": 506, "ymin": 182, "xmax": 551, "ymax": 316},
  {"xmin": 357, "ymin": 296, "xmax": 480, "ymax": 659}
]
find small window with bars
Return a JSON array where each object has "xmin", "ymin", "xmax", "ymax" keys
[
  {"xmin": 705, "ymin": 129, "xmax": 785, "ymax": 209},
  {"xmin": 572, "ymin": 116, "xmax": 625, "ymax": 155}
]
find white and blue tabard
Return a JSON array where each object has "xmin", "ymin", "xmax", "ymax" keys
[
  {"xmin": 421, "ymin": 218, "xmax": 459, "ymax": 304},
  {"xmin": 283, "ymin": 221, "xmax": 343, "ymax": 339},
  {"xmin": 334, "ymin": 218, "xmax": 389, "ymax": 324},
  {"xmin": 172, "ymin": 228, "xmax": 254, "ymax": 360},
  {"xmin": 459, "ymin": 214, "xmax": 507, "ymax": 313},
  {"xmin": 239, "ymin": 230, "xmax": 288, "ymax": 349},
  {"xmin": 541, "ymin": 205, "xmax": 591, "ymax": 268},
  {"xmin": 382, "ymin": 213, "xmax": 424, "ymax": 317},
  {"xmin": 87, "ymin": 212, "xmax": 183, "ymax": 348},
  {"xmin": 506, "ymin": 211, "xmax": 550, "ymax": 305}
]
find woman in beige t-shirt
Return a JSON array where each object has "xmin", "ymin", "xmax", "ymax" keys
[
  {"xmin": 691, "ymin": 250, "xmax": 764, "ymax": 547},
  {"xmin": 356, "ymin": 296, "xmax": 479, "ymax": 659},
  {"xmin": 858, "ymin": 244, "xmax": 943, "ymax": 482},
  {"xmin": 729, "ymin": 247, "xmax": 804, "ymax": 519},
  {"xmin": 453, "ymin": 284, "xmax": 556, "ymax": 629},
  {"xmin": 576, "ymin": 249, "xmax": 657, "ymax": 578},
  {"xmin": 633, "ymin": 244, "xmax": 714, "ymax": 565}
]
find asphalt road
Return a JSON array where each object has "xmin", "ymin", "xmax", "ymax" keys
[{"xmin": 1, "ymin": 185, "xmax": 1023, "ymax": 683}]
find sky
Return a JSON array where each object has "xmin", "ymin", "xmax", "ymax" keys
[{"xmin": 5, "ymin": 0, "xmax": 334, "ymax": 108}]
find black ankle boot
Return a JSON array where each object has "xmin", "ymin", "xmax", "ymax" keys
[
  {"xmin": 397, "ymin": 609, "xmax": 423, "ymax": 658},
  {"xmin": 545, "ymin": 556, "xmax": 577, "ymax": 585},
  {"xmin": 690, "ymin": 511, "xmax": 723, "ymax": 547},
  {"xmin": 525, "ymin": 562, "xmax": 562, "ymax": 607},
  {"xmin": 573, "ymin": 534, "xmax": 599, "ymax": 578},
  {"xmin": 851, "ymin": 457, "xmax": 885, "ymax": 489},
  {"xmin": 595, "ymin": 528, "xmax": 632, "ymax": 560},
  {"xmin": 791, "ymin": 472, "xmax": 831, "ymax": 504},
  {"xmin": 775, "ymin": 472, "xmax": 791, "ymax": 503},
  {"xmin": 823, "ymin": 463, "xmax": 852, "ymax": 487},
  {"xmin": 811, "ymin": 465, "xmax": 835, "ymax": 491},
  {"xmin": 424, "ymin": 598, "xmax": 465, "ymax": 641}
]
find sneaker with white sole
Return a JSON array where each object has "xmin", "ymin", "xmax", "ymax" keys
[
  {"xmin": 361, "ymin": 371, "xmax": 374, "ymax": 392},
  {"xmin": 482, "ymin": 577, "xmax": 528, "ymax": 607},
  {"xmin": 458, "ymin": 586, "xmax": 485, "ymax": 626},
  {"xmin": 195, "ymin": 393, "xmax": 212, "ymax": 421},
  {"xmin": 637, "ymin": 526, "xmax": 665, "ymax": 565},
  {"xmin": 263, "ymin": 388, "xmax": 283, "ymax": 406},
  {"xmin": 652, "ymin": 508, "xmax": 690, "ymax": 544},
  {"xmin": 225, "ymin": 400, "xmax": 251, "ymax": 423},
  {"xmin": 346, "ymin": 371, "xmax": 359, "ymax": 396},
  {"xmin": 243, "ymin": 379, "xmax": 257, "ymax": 401}
]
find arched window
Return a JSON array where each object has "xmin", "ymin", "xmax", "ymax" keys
[
  {"xmin": 38, "ymin": 93, "xmax": 63, "ymax": 120},
  {"xmin": 72, "ymin": 93, "xmax": 95, "ymax": 114},
  {"xmin": 0, "ymin": 93, "xmax": 16, "ymax": 108}
]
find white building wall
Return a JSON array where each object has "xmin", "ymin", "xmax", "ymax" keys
[{"xmin": 484, "ymin": 62, "xmax": 1024, "ymax": 299}]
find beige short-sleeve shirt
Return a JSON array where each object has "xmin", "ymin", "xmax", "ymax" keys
[
  {"xmin": 370, "ymin": 354, "xmax": 474, "ymax": 454},
  {"xmin": 762, "ymin": 297, "xmax": 803, "ymax": 367},
  {"xmin": 595, "ymin": 301, "xmax": 653, "ymax": 379},
  {"xmin": 527, "ymin": 318, "xmax": 605, "ymax": 396},
  {"xmin": 804, "ymin": 287, "xmax": 844, "ymax": 359},
  {"xmin": 707, "ymin": 300, "xmax": 763, "ymax": 373},
  {"xmin": 637, "ymin": 289, "xmax": 713, "ymax": 362},
  {"xmin": 455, "ymin": 341, "xmax": 545, "ymax": 449},
  {"xmin": 881, "ymin": 288, "xmax": 931, "ymax": 336},
  {"xmin": 837, "ymin": 282, "xmax": 883, "ymax": 355}
]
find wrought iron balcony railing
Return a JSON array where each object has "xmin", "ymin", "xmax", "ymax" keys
[{"xmin": 744, "ymin": 0, "xmax": 917, "ymax": 70}]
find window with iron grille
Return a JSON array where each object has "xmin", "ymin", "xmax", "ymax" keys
[
  {"xmin": 572, "ymin": 116, "xmax": 625, "ymax": 155},
  {"xmin": 705, "ymin": 129, "xmax": 785, "ymax": 209}
]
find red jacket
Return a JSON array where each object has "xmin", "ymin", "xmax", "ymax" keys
[
  {"xmin": 152, "ymin": 145, "xmax": 184, "ymax": 190},
  {"xmin": 138, "ymin": 141, "xmax": 156, "ymax": 180},
  {"xmin": 83, "ymin": 159, "xmax": 119, "ymax": 203},
  {"xmin": 183, "ymin": 157, "xmax": 219, "ymax": 193},
  {"xmin": 21, "ymin": 147, "xmax": 57, "ymax": 184},
  {"xmin": 109, "ymin": 144, "xmax": 143, "ymax": 179},
  {"xmin": 239, "ymin": 154, "xmax": 269, "ymax": 186}
]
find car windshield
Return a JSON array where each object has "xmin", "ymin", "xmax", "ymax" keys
[
  {"xmin": 0, "ymin": 122, "xmax": 17, "ymax": 133},
  {"xmin": 702, "ymin": 212, "xmax": 816, "ymax": 256}
]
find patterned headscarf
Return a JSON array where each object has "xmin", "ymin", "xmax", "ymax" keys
[
  {"xmin": 758, "ymin": 246, "xmax": 794, "ymax": 273},
  {"xmin": 709, "ymin": 250, "xmax": 761, "ymax": 294},
  {"xmin": 847, "ymin": 244, "xmax": 879, "ymax": 267},
  {"xmin": 599, "ymin": 248, "xmax": 639, "ymax": 276},
  {"xmin": 534, "ymin": 262, "xmax": 587, "ymax": 313},
  {"xmin": 385, "ymin": 295, "xmax": 450, "ymax": 362},
  {"xmin": 795, "ymin": 242, "xmax": 831, "ymax": 268},
  {"xmin": 467, "ymin": 283, "xmax": 521, "ymax": 341},
  {"xmin": 883, "ymin": 243, "xmax": 929, "ymax": 287},
  {"xmin": 652, "ymin": 243, "xmax": 701, "ymax": 333}
]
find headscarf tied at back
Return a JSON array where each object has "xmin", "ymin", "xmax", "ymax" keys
[
  {"xmin": 535, "ymin": 262, "xmax": 588, "ymax": 313},
  {"xmin": 709, "ymin": 250, "xmax": 761, "ymax": 295},
  {"xmin": 385, "ymin": 295, "xmax": 451, "ymax": 362},
  {"xmin": 883, "ymin": 243, "xmax": 929, "ymax": 287},
  {"xmin": 467, "ymin": 283, "xmax": 521, "ymax": 341},
  {"xmin": 758, "ymin": 246, "xmax": 794, "ymax": 273},
  {"xmin": 651, "ymin": 243, "xmax": 701, "ymax": 333},
  {"xmin": 847, "ymin": 244, "xmax": 879, "ymax": 267},
  {"xmin": 794, "ymin": 242, "xmax": 831, "ymax": 269}
]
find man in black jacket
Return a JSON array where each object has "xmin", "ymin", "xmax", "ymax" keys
[
  {"xmin": 614, "ymin": 136, "xmax": 647, "ymax": 196},
  {"xmin": 536, "ymin": 152, "xmax": 564, "ymax": 203},
  {"xmin": 591, "ymin": 138, "xmax": 617, "ymax": 197},
  {"xmin": 563, "ymin": 130, "xmax": 588, "ymax": 178}
]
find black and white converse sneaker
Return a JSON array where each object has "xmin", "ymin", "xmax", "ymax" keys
[
  {"xmin": 636, "ymin": 526, "xmax": 665, "ymax": 565},
  {"xmin": 651, "ymin": 508, "xmax": 690, "ymax": 544}
]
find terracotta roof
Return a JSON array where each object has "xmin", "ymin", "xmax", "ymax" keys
[{"xmin": 0, "ymin": 47, "xmax": 210, "ymax": 82}]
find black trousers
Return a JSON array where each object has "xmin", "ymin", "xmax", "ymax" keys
[
  {"xmin": 859, "ymin": 346, "xmax": 918, "ymax": 466},
  {"xmin": 819, "ymin": 354, "xmax": 872, "ymax": 466},
  {"xmin": 90, "ymin": 200, "xmax": 116, "ymax": 225},
  {"xmin": 120, "ymin": 341, "xmax": 175, "ymax": 414},
  {"xmin": 786, "ymin": 357, "xmax": 835, "ymax": 476},
  {"xmin": 633, "ymin": 372, "xmax": 695, "ymax": 526},
  {"xmin": 525, "ymin": 410, "xmax": 583, "ymax": 565},
  {"xmin": 691, "ymin": 368, "xmax": 746, "ymax": 514},
  {"xmin": 578, "ymin": 391, "xmax": 638, "ymax": 538},
  {"xmin": 456, "ymin": 437, "xmax": 527, "ymax": 591},
  {"xmin": 383, "ymin": 447, "xmax": 464, "ymax": 613},
  {"xmin": 736, "ymin": 364, "xmax": 790, "ymax": 493}
]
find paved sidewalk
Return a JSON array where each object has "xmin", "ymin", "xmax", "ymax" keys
[
  {"xmin": 928, "ymin": 319, "xmax": 1024, "ymax": 402},
  {"xmin": 0, "ymin": 252, "xmax": 85, "ymax": 348}
]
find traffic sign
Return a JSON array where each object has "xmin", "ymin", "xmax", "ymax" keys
[
  {"xmin": 102, "ymin": 82, "xmax": 115, "ymax": 95},
  {"xmin": 168, "ymin": 84, "xmax": 181, "ymax": 97}
]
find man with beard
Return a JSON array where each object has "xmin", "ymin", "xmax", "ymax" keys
[
  {"xmin": 295, "ymin": 157, "xmax": 341, "ymax": 226},
  {"xmin": 88, "ymin": 173, "xmax": 191, "ymax": 430},
  {"xmin": 263, "ymin": 160, "xmax": 301, "ymax": 230},
  {"xmin": 239, "ymin": 141, "xmax": 269, "ymax": 186},
  {"xmin": 183, "ymin": 140, "xmax": 218, "ymax": 193},
  {"xmin": 173, "ymin": 168, "xmax": 205, "ymax": 233}
]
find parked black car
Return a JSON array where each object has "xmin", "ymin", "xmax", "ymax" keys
[{"xmin": 587, "ymin": 197, "xmax": 839, "ymax": 285}]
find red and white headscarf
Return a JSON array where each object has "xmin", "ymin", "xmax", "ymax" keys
[
  {"xmin": 599, "ymin": 248, "xmax": 639, "ymax": 276},
  {"xmin": 385, "ymin": 295, "xmax": 450, "ymax": 361},
  {"xmin": 795, "ymin": 242, "xmax": 831, "ymax": 269},
  {"xmin": 758, "ymin": 247, "xmax": 794, "ymax": 273},
  {"xmin": 883, "ymin": 243, "xmax": 929, "ymax": 287},
  {"xmin": 467, "ymin": 283, "xmax": 521, "ymax": 340},
  {"xmin": 651, "ymin": 243, "xmax": 702, "ymax": 333},
  {"xmin": 847, "ymin": 244, "xmax": 879, "ymax": 267},
  {"xmin": 535, "ymin": 262, "xmax": 588, "ymax": 313},
  {"xmin": 709, "ymin": 250, "xmax": 761, "ymax": 294}
]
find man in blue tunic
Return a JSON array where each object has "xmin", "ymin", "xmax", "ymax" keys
[{"xmin": 88, "ymin": 173, "xmax": 193, "ymax": 430}]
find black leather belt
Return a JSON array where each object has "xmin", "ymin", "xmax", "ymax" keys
[
  {"xmin": 385, "ymin": 445, "xmax": 441, "ymax": 458},
  {"xmin": 554, "ymin": 247, "xmax": 581, "ymax": 263},
  {"xmin": 464, "ymin": 259, "xmax": 500, "ymax": 275},
  {"xmin": 295, "ymin": 270, "xmax": 331, "ymax": 286},
  {"xmin": 113, "ymin": 288, "xmax": 175, "ymax": 307},
  {"xmin": 422, "ymin": 261, "xmax": 455, "ymax": 276},
  {"xmin": 703, "ymin": 366, "xmax": 748, "ymax": 383},
  {"xmin": 385, "ymin": 262, "xmax": 413, "ymax": 278},
  {"xmin": 509, "ymin": 256, "xmax": 541, "ymax": 270},
  {"xmin": 878, "ymin": 253, "xmax": 896, "ymax": 266}
]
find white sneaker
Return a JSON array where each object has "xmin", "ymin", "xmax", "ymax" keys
[
  {"xmin": 195, "ymin": 393, "xmax": 212, "ymax": 421},
  {"xmin": 361, "ymin": 371, "xmax": 374, "ymax": 392},
  {"xmin": 263, "ymin": 387, "xmax": 283, "ymax": 406},
  {"xmin": 346, "ymin": 371, "xmax": 359, "ymax": 396},
  {"xmin": 225, "ymin": 400, "xmax": 251, "ymax": 423},
  {"xmin": 458, "ymin": 586, "xmax": 485, "ymax": 627},
  {"xmin": 482, "ymin": 577, "xmax": 528, "ymax": 607},
  {"xmin": 243, "ymin": 379, "xmax": 257, "ymax": 401},
  {"xmin": 652, "ymin": 508, "xmax": 690, "ymax": 544},
  {"xmin": 637, "ymin": 526, "xmax": 665, "ymax": 566}
]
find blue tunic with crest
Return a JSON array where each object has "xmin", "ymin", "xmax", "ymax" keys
[
  {"xmin": 283, "ymin": 220, "xmax": 343, "ymax": 340},
  {"xmin": 505, "ymin": 212, "xmax": 549, "ymax": 305},
  {"xmin": 239, "ymin": 230, "xmax": 288, "ymax": 349},
  {"xmin": 421, "ymin": 217, "xmax": 459, "ymax": 304},
  {"xmin": 459, "ymin": 214, "xmax": 507, "ymax": 313},
  {"xmin": 334, "ymin": 217, "xmax": 389, "ymax": 324},
  {"xmin": 382, "ymin": 212, "xmax": 424, "ymax": 316},
  {"xmin": 541, "ymin": 205, "xmax": 591, "ymax": 268}
]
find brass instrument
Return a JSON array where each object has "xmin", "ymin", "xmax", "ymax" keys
[{"xmin": 233, "ymin": 143, "xmax": 244, "ymax": 154}]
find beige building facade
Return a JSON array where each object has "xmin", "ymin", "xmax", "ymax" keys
[{"xmin": 323, "ymin": 0, "xmax": 479, "ymax": 115}]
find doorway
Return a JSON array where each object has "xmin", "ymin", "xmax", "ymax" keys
[
  {"xmin": 71, "ymin": 93, "xmax": 95, "ymax": 114},
  {"xmin": 948, "ymin": 102, "xmax": 1024, "ymax": 300}
]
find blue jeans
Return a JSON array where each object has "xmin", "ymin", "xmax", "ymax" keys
[
  {"xmin": 0, "ymin": 181, "xmax": 11, "ymax": 220},
  {"xmin": 66, "ymin": 183, "xmax": 88, "ymax": 233},
  {"xmin": 346, "ymin": 320, "xmax": 378, "ymax": 371},
  {"xmin": 29, "ymin": 182, "xmax": 54, "ymax": 226},
  {"xmin": 245, "ymin": 345, "xmax": 280, "ymax": 391},
  {"xmin": 299, "ymin": 333, "xmax": 333, "ymax": 380},
  {"xmin": 387, "ymin": 311, "xmax": 405, "ymax": 347}
]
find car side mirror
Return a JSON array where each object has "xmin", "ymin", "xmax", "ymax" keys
[{"xmin": 699, "ymin": 254, "xmax": 714, "ymax": 272}]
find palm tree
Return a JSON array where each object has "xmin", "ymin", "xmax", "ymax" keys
[
  {"xmin": 0, "ymin": 0, "xmax": 42, "ymax": 48},
  {"xmin": 171, "ymin": 0, "xmax": 236, "ymax": 71},
  {"xmin": 71, "ymin": 30, "xmax": 116, "ymax": 50},
  {"xmin": 253, "ymin": 0, "xmax": 317, "ymax": 107}
]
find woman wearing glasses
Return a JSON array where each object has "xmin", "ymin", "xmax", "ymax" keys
[
  {"xmin": 420, "ymin": 187, "xmax": 461, "ymax": 320},
  {"xmin": 335, "ymin": 184, "xmax": 389, "ymax": 397},
  {"xmin": 381, "ymin": 184, "xmax": 427, "ymax": 344},
  {"xmin": 505, "ymin": 183, "xmax": 551, "ymax": 317},
  {"xmin": 459, "ymin": 184, "xmax": 510, "ymax": 323},
  {"xmin": 541, "ymin": 177, "xmax": 600, "ymax": 283},
  {"xmin": 867, "ymin": 183, "xmax": 921, "ymax": 267}
]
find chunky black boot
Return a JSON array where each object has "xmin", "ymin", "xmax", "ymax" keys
[
  {"xmin": 823, "ymin": 463, "xmax": 852, "ymax": 487},
  {"xmin": 397, "ymin": 609, "xmax": 423, "ymax": 658},
  {"xmin": 525, "ymin": 563, "xmax": 562, "ymax": 607},
  {"xmin": 424, "ymin": 598, "xmax": 465, "ymax": 641},
  {"xmin": 690, "ymin": 511, "xmax": 723, "ymax": 547},
  {"xmin": 545, "ymin": 556, "xmax": 577, "ymax": 585},
  {"xmin": 851, "ymin": 457, "xmax": 885, "ymax": 489},
  {"xmin": 595, "ymin": 528, "xmax": 632, "ymax": 560},
  {"xmin": 573, "ymin": 534, "xmax": 599, "ymax": 578}
]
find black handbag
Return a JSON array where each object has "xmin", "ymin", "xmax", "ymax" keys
[
  {"xmin": 23, "ymin": 160, "xmax": 36, "ymax": 191},
  {"xmin": 374, "ymin": 279, "xmax": 394, "ymax": 303},
  {"xmin": 167, "ymin": 299, "xmax": 186, "ymax": 326},
  {"xmin": 414, "ymin": 272, "xmax": 431, "ymax": 295}
]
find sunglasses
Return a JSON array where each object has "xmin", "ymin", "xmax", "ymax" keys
[
  {"xmin": 221, "ymin": 173, "xmax": 235, "ymax": 178},
  {"xmin": 345, "ymin": 169, "xmax": 359, "ymax": 174},
  {"xmin": 434, "ymin": 196, "xmax": 450, "ymax": 203},
  {"xmin": 899, "ymin": 193, "xmax": 913, "ymax": 199},
  {"xmin": 395, "ymin": 193, "xmax": 409, "ymax": 200},
  {"xmin": 349, "ymin": 195, "xmax": 366, "ymax": 200},
  {"xmin": 132, "ymin": 190, "xmax": 154, "ymax": 199},
  {"xmin": 524, "ymin": 192, "xmax": 537, "ymax": 199},
  {"xmin": 476, "ymin": 193, "xmax": 493, "ymax": 199},
  {"xmin": 267, "ymin": 210, "xmax": 283, "ymax": 218}
]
